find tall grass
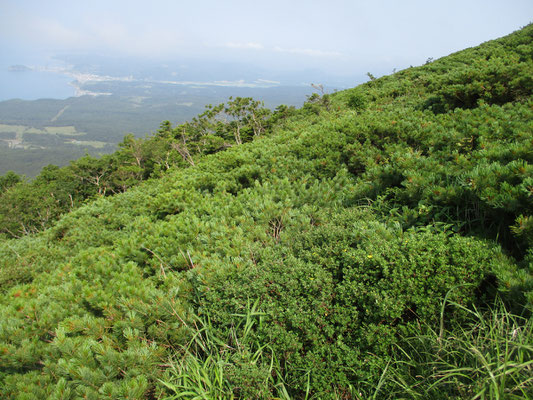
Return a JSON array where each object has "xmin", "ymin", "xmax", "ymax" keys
[
  {"xmin": 159, "ymin": 300, "xmax": 293, "ymax": 400},
  {"xmin": 160, "ymin": 297, "xmax": 531, "ymax": 399},
  {"xmin": 385, "ymin": 298, "xmax": 532, "ymax": 400}
]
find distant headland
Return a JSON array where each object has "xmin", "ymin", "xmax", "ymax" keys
[{"xmin": 8, "ymin": 65, "xmax": 32, "ymax": 72}]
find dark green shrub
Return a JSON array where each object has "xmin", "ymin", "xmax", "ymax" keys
[
  {"xmin": 1, "ymin": 24, "xmax": 532, "ymax": 399},
  {"xmin": 194, "ymin": 208, "xmax": 509, "ymax": 397},
  {"xmin": 346, "ymin": 91, "xmax": 368, "ymax": 110}
]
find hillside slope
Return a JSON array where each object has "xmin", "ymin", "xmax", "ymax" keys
[{"xmin": 0, "ymin": 26, "xmax": 532, "ymax": 399}]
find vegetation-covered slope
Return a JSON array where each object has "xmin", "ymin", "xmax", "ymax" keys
[{"xmin": 0, "ymin": 26, "xmax": 532, "ymax": 399}]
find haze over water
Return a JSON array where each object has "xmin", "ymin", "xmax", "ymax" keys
[
  {"xmin": 0, "ymin": 47, "xmax": 76, "ymax": 101},
  {"xmin": 2, "ymin": 1, "xmax": 531, "ymax": 102}
]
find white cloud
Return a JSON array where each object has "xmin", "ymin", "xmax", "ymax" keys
[
  {"xmin": 225, "ymin": 42, "xmax": 264, "ymax": 50},
  {"xmin": 157, "ymin": 79, "xmax": 272, "ymax": 88},
  {"xmin": 0, "ymin": 5, "xmax": 188, "ymax": 57},
  {"xmin": 273, "ymin": 46, "xmax": 342, "ymax": 57},
  {"xmin": 256, "ymin": 78, "xmax": 281, "ymax": 85},
  {"xmin": 2, "ymin": 15, "xmax": 83, "ymax": 49}
]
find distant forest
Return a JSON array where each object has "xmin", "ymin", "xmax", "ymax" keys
[{"xmin": 0, "ymin": 84, "xmax": 313, "ymax": 176}]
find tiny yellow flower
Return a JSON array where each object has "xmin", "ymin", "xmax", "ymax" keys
[{"xmin": 367, "ymin": 254, "xmax": 373, "ymax": 259}]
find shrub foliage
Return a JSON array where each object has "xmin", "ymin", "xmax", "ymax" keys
[{"xmin": 0, "ymin": 25, "xmax": 532, "ymax": 399}]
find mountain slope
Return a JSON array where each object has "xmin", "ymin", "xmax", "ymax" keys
[{"xmin": 0, "ymin": 25, "xmax": 532, "ymax": 399}]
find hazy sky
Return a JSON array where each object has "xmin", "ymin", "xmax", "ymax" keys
[{"xmin": 1, "ymin": 0, "xmax": 532, "ymax": 76}]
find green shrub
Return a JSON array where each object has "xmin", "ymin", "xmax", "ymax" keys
[
  {"xmin": 1, "ymin": 24, "xmax": 532, "ymax": 399},
  {"xmin": 346, "ymin": 91, "xmax": 368, "ymax": 111},
  {"xmin": 193, "ymin": 208, "xmax": 509, "ymax": 397}
]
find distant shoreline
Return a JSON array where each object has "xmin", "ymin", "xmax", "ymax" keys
[{"xmin": 8, "ymin": 65, "xmax": 32, "ymax": 72}]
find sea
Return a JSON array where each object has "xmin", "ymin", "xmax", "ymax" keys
[{"xmin": 0, "ymin": 51, "xmax": 76, "ymax": 101}]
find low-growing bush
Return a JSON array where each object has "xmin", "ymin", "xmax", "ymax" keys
[{"xmin": 193, "ymin": 208, "xmax": 510, "ymax": 397}]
